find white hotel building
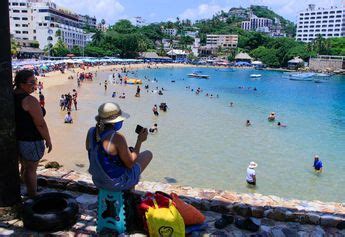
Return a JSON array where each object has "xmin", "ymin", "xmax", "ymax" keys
[
  {"xmin": 9, "ymin": 0, "xmax": 96, "ymax": 50},
  {"xmin": 296, "ymin": 4, "xmax": 345, "ymax": 43}
]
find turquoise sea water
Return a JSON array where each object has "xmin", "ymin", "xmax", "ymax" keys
[
  {"xmin": 119, "ymin": 67, "xmax": 345, "ymax": 203},
  {"xmin": 47, "ymin": 67, "xmax": 345, "ymax": 203}
]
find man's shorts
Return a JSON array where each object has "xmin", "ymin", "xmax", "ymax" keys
[{"xmin": 18, "ymin": 140, "xmax": 45, "ymax": 162}]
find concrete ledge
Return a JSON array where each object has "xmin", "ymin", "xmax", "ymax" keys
[{"xmin": 36, "ymin": 167, "xmax": 345, "ymax": 230}]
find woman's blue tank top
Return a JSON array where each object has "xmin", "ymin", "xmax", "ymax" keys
[{"xmin": 98, "ymin": 131, "xmax": 126, "ymax": 178}]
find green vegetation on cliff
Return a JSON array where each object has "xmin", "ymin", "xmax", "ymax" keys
[{"xmin": 250, "ymin": 6, "xmax": 296, "ymax": 36}]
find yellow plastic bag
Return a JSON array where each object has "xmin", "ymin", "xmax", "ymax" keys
[{"xmin": 145, "ymin": 199, "xmax": 185, "ymax": 237}]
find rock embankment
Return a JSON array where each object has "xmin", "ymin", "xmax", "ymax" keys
[{"xmin": 36, "ymin": 165, "xmax": 345, "ymax": 230}]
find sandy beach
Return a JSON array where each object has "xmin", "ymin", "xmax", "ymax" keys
[
  {"xmin": 36, "ymin": 63, "xmax": 196, "ymax": 89},
  {"xmin": 34, "ymin": 63, "xmax": 196, "ymax": 170}
]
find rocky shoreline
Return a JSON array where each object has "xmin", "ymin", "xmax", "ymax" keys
[{"xmin": 36, "ymin": 165, "xmax": 345, "ymax": 230}]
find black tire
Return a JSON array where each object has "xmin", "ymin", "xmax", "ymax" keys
[{"xmin": 22, "ymin": 192, "xmax": 79, "ymax": 231}]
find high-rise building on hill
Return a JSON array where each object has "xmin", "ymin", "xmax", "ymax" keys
[{"xmin": 296, "ymin": 4, "xmax": 344, "ymax": 43}]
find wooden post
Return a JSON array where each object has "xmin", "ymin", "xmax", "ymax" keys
[{"xmin": 0, "ymin": 0, "xmax": 21, "ymax": 215}]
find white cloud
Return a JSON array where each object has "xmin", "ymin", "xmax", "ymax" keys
[
  {"xmin": 179, "ymin": 3, "xmax": 228, "ymax": 20},
  {"xmin": 251, "ymin": 0, "xmax": 334, "ymax": 21},
  {"xmin": 53, "ymin": 0, "xmax": 125, "ymax": 24}
]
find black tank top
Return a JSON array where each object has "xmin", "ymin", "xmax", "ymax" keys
[{"xmin": 14, "ymin": 93, "xmax": 43, "ymax": 141}]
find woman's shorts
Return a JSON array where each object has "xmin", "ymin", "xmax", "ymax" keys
[
  {"xmin": 120, "ymin": 163, "xmax": 141, "ymax": 190},
  {"xmin": 18, "ymin": 140, "xmax": 45, "ymax": 162}
]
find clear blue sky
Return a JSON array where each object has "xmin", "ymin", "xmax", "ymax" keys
[{"xmin": 54, "ymin": 0, "xmax": 338, "ymax": 24}]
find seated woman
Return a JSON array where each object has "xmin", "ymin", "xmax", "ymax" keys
[
  {"xmin": 86, "ymin": 102, "xmax": 153, "ymax": 191},
  {"xmin": 64, "ymin": 111, "xmax": 73, "ymax": 123}
]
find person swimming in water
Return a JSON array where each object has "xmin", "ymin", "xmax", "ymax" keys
[
  {"xmin": 149, "ymin": 124, "xmax": 158, "ymax": 134},
  {"xmin": 268, "ymin": 112, "xmax": 276, "ymax": 121},
  {"xmin": 277, "ymin": 122, "xmax": 287, "ymax": 127},
  {"xmin": 246, "ymin": 120, "xmax": 251, "ymax": 127}
]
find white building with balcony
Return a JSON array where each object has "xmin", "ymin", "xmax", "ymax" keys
[
  {"xmin": 296, "ymin": 4, "xmax": 345, "ymax": 43},
  {"xmin": 9, "ymin": 0, "xmax": 96, "ymax": 50}
]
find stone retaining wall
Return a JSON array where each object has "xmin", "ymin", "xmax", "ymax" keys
[
  {"xmin": 309, "ymin": 58, "xmax": 344, "ymax": 71},
  {"xmin": 36, "ymin": 167, "xmax": 345, "ymax": 230}
]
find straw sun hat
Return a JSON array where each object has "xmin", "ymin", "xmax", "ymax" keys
[
  {"xmin": 248, "ymin": 161, "xmax": 258, "ymax": 169},
  {"xmin": 95, "ymin": 102, "xmax": 129, "ymax": 124}
]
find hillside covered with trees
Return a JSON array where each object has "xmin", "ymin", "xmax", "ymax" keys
[{"xmin": 13, "ymin": 6, "xmax": 345, "ymax": 68}]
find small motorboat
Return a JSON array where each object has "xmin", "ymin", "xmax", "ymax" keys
[
  {"xmin": 284, "ymin": 72, "xmax": 315, "ymax": 81},
  {"xmin": 315, "ymin": 73, "xmax": 333, "ymax": 77},
  {"xmin": 187, "ymin": 73, "xmax": 210, "ymax": 79},
  {"xmin": 313, "ymin": 78, "xmax": 328, "ymax": 83},
  {"xmin": 250, "ymin": 74, "xmax": 262, "ymax": 78}
]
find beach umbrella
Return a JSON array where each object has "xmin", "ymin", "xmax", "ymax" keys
[
  {"xmin": 41, "ymin": 65, "xmax": 48, "ymax": 70},
  {"xmin": 23, "ymin": 65, "xmax": 35, "ymax": 69}
]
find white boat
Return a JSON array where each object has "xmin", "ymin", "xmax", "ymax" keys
[
  {"xmin": 250, "ymin": 74, "xmax": 262, "ymax": 78},
  {"xmin": 313, "ymin": 78, "xmax": 328, "ymax": 83},
  {"xmin": 315, "ymin": 73, "xmax": 332, "ymax": 77},
  {"xmin": 187, "ymin": 73, "xmax": 210, "ymax": 79},
  {"xmin": 284, "ymin": 72, "xmax": 315, "ymax": 81}
]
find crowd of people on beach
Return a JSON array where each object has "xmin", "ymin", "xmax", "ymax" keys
[{"xmin": 11, "ymin": 61, "xmax": 326, "ymax": 200}]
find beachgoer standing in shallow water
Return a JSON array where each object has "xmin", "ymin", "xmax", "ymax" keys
[
  {"xmin": 313, "ymin": 155, "xmax": 323, "ymax": 173},
  {"xmin": 39, "ymin": 92, "xmax": 45, "ymax": 108},
  {"xmin": 246, "ymin": 120, "xmax": 251, "ymax": 127},
  {"xmin": 59, "ymin": 94, "xmax": 65, "ymax": 110},
  {"xmin": 152, "ymin": 104, "xmax": 159, "ymax": 116},
  {"xmin": 135, "ymin": 85, "xmax": 141, "ymax": 97},
  {"xmin": 86, "ymin": 102, "xmax": 153, "ymax": 191},
  {"xmin": 104, "ymin": 80, "xmax": 108, "ymax": 91},
  {"xmin": 72, "ymin": 89, "xmax": 78, "ymax": 110},
  {"xmin": 246, "ymin": 162, "xmax": 257, "ymax": 186},
  {"xmin": 14, "ymin": 70, "xmax": 52, "ymax": 197}
]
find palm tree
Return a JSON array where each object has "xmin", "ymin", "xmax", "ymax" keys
[
  {"xmin": 313, "ymin": 34, "xmax": 325, "ymax": 54},
  {"xmin": 91, "ymin": 30, "xmax": 104, "ymax": 46}
]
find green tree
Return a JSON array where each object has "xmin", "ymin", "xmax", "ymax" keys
[
  {"xmin": 71, "ymin": 45, "xmax": 82, "ymax": 56},
  {"xmin": 312, "ymin": 34, "xmax": 331, "ymax": 55},
  {"xmin": 84, "ymin": 44, "xmax": 114, "ymax": 57},
  {"xmin": 91, "ymin": 30, "xmax": 104, "ymax": 46},
  {"xmin": 10, "ymin": 38, "xmax": 20, "ymax": 56},
  {"xmin": 328, "ymin": 37, "xmax": 345, "ymax": 55},
  {"xmin": 227, "ymin": 48, "xmax": 238, "ymax": 62},
  {"xmin": 286, "ymin": 45, "xmax": 316, "ymax": 62},
  {"xmin": 111, "ymin": 19, "xmax": 136, "ymax": 34},
  {"xmin": 30, "ymin": 40, "xmax": 39, "ymax": 48},
  {"xmin": 250, "ymin": 46, "xmax": 280, "ymax": 67},
  {"xmin": 55, "ymin": 29, "xmax": 61, "ymax": 38},
  {"xmin": 51, "ymin": 39, "xmax": 69, "ymax": 57}
]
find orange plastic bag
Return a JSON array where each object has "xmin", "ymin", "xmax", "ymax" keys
[{"xmin": 171, "ymin": 193, "xmax": 205, "ymax": 226}]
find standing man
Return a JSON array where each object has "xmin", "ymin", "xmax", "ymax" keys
[
  {"xmin": 152, "ymin": 105, "xmax": 159, "ymax": 116},
  {"xmin": 246, "ymin": 162, "xmax": 257, "ymax": 186},
  {"xmin": 136, "ymin": 85, "xmax": 141, "ymax": 96},
  {"xmin": 72, "ymin": 89, "xmax": 78, "ymax": 110},
  {"xmin": 313, "ymin": 155, "xmax": 323, "ymax": 173}
]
